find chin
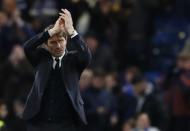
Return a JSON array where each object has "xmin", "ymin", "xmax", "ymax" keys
[{"xmin": 55, "ymin": 52, "xmax": 63, "ymax": 57}]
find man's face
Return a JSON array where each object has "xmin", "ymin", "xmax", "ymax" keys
[{"xmin": 47, "ymin": 34, "xmax": 67, "ymax": 57}]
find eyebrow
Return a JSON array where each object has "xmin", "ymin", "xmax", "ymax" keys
[
  {"xmin": 58, "ymin": 38, "xmax": 64, "ymax": 41},
  {"xmin": 49, "ymin": 38, "xmax": 64, "ymax": 41}
]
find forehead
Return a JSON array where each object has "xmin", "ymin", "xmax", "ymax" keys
[{"xmin": 48, "ymin": 34, "xmax": 66, "ymax": 42}]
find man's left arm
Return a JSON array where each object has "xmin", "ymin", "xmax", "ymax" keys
[
  {"xmin": 59, "ymin": 9, "xmax": 91, "ymax": 70},
  {"xmin": 69, "ymin": 32, "xmax": 91, "ymax": 71}
]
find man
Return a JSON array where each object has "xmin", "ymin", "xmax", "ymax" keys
[
  {"xmin": 164, "ymin": 41, "xmax": 190, "ymax": 131},
  {"xmin": 22, "ymin": 9, "xmax": 91, "ymax": 131},
  {"xmin": 121, "ymin": 75, "xmax": 167, "ymax": 130},
  {"xmin": 83, "ymin": 68, "xmax": 117, "ymax": 131}
]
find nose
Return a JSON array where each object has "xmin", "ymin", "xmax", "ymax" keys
[
  {"xmin": 58, "ymin": 43, "xmax": 61, "ymax": 47},
  {"xmin": 56, "ymin": 42, "xmax": 61, "ymax": 48}
]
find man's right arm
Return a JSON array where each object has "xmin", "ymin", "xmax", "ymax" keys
[
  {"xmin": 23, "ymin": 31, "xmax": 50, "ymax": 67},
  {"xmin": 23, "ymin": 18, "xmax": 64, "ymax": 67}
]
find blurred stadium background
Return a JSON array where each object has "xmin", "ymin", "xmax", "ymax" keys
[{"xmin": 0, "ymin": 0, "xmax": 190, "ymax": 131}]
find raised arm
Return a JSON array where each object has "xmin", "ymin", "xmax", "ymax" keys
[
  {"xmin": 69, "ymin": 34, "xmax": 91, "ymax": 71},
  {"xmin": 23, "ymin": 31, "xmax": 50, "ymax": 67},
  {"xmin": 59, "ymin": 9, "xmax": 91, "ymax": 71},
  {"xmin": 23, "ymin": 18, "xmax": 65, "ymax": 67}
]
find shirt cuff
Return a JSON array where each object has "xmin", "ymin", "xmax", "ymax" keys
[
  {"xmin": 48, "ymin": 29, "xmax": 55, "ymax": 37},
  {"xmin": 70, "ymin": 30, "xmax": 78, "ymax": 38}
]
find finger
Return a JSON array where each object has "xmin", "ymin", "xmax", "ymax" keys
[
  {"xmin": 59, "ymin": 13, "xmax": 66, "ymax": 17},
  {"xmin": 61, "ymin": 8, "xmax": 69, "ymax": 13},
  {"xmin": 60, "ymin": 9, "xmax": 67, "ymax": 17},
  {"xmin": 65, "ymin": 9, "xmax": 71, "ymax": 15},
  {"xmin": 61, "ymin": 8, "xmax": 65, "ymax": 12},
  {"xmin": 59, "ymin": 16, "xmax": 65, "ymax": 22},
  {"xmin": 59, "ymin": 17, "xmax": 65, "ymax": 23},
  {"xmin": 58, "ymin": 17, "xmax": 62, "ymax": 20},
  {"xmin": 55, "ymin": 18, "xmax": 60, "ymax": 24},
  {"xmin": 59, "ymin": 13, "xmax": 67, "ymax": 17},
  {"xmin": 61, "ymin": 9, "xmax": 67, "ymax": 14},
  {"xmin": 59, "ymin": 14, "xmax": 66, "ymax": 18},
  {"xmin": 60, "ymin": 16, "xmax": 66, "ymax": 21},
  {"xmin": 58, "ymin": 17, "xmax": 63, "ymax": 23},
  {"xmin": 57, "ymin": 18, "xmax": 63, "ymax": 25},
  {"xmin": 62, "ymin": 9, "xmax": 70, "ymax": 16},
  {"xmin": 60, "ymin": 9, "xmax": 66, "ymax": 14},
  {"xmin": 63, "ymin": 10, "xmax": 69, "ymax": 16}
]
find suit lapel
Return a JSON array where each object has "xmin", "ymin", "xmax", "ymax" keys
[
  {"xmin": 38, "ymin": 57, "xmax": 53, "ymax": 94},
  {"xmin": 60, "ymin": 49, "xmax": 69, "ymax": 81},
  {"xmin": 60, "ymin": 53, "xmax": 76, "ymax": 106},
  {"xmin": 60, "ymin": 53, "xmax": 68, "ymax": 87}
]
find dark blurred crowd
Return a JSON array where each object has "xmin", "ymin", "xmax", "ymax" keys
[{"xmin": 0, "ymin": 0, "xmax": 190, "ymax": 131}]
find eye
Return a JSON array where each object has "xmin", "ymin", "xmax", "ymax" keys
[
  {"xmin": 59, "ymin": 40, "xmax": 64, "ymax": 42},
  {"xmin": 50, "ymin": 41, "xmax": 57, "ymax": 44}
]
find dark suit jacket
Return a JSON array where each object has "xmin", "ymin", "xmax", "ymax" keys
[{"xmin": 22, "ymin": 31, "xmax": 91, "ymax": 125}]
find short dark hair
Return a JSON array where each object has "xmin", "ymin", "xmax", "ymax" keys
[{"xmin": 44, "ymin": 24, "xmax": 68, "ymax": 44}]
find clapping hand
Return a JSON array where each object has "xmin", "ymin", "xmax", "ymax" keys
[
  {"xmin": 59, "ymin": 9, "xmax": 75, "ymax": 36},
  {"xmin": 48, "ymin": 17, "xmax": 65, "ymax": 36}
]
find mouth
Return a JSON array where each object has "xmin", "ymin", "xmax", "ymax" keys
[{"xmin": 56, "ymin": 50, "xmax": 63, "ymax": 53}]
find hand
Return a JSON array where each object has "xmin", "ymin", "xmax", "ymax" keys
[
  {"xmin": 48, "ymin": 18, "xmax": 65, "ymax": 36},
  {"xmin": 59, "ymin": 9, "xmax": 75, "ymax": 36}
]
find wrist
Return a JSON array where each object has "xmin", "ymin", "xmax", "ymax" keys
[
  {"xmin": 48, "ymin": 28, "xmax": 56, "ymax": 37},
  {"xmin": 70, "ymin": 30, "xmax": 78, "ymax": 38},
  {"xmin": 67, "ymin": 27, "xmax": 75, "ymax": 36}
]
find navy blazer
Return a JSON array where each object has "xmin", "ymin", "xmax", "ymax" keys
[{"xmin": 22, "ymin": 31, "xmax": 91, "ymax": 125}]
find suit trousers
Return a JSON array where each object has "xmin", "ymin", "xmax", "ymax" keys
[{"xmin": 27, "ymin": 122, "xmax": 77, "ymax": 131}]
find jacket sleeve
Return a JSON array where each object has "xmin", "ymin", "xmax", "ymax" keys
[
  {"xmin": 23, "ymin": 31, "xmax": 50, "ymax": 67},
  {"xmin": 69, "ymin": 35, "xmax": 92, "ymax": 71}
]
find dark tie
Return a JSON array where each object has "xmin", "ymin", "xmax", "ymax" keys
[{"xmin": 55, "ymin": 58, "xmax": 60, "ymax": 70}]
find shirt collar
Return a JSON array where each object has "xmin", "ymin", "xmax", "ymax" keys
[{"xmin": 52, "ymin": 51, "xmax": 65, "ymax": 61}]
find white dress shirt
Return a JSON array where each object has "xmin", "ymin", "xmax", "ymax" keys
[{"xmin": 52, "ymin": 52, "xmax": 65, "ymax": 69}]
